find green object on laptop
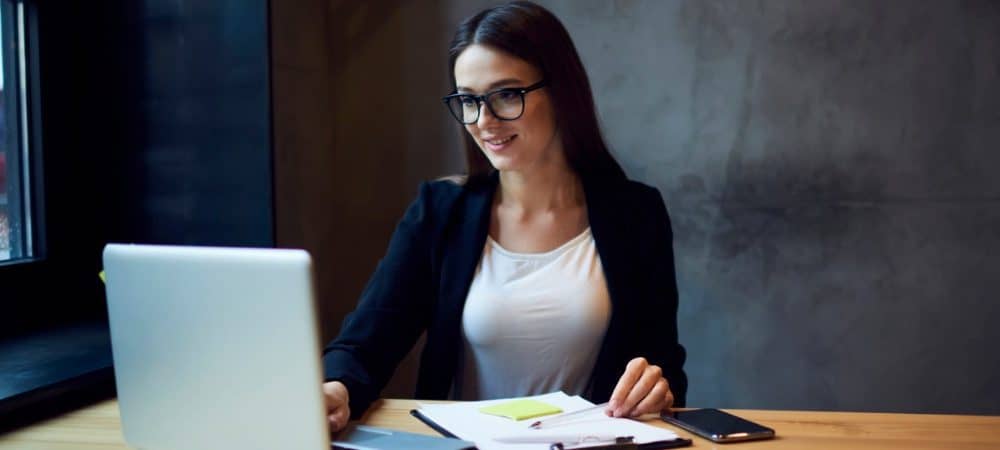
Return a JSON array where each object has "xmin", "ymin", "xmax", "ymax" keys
[{"xmin": 479, "ymin": 399, "xmax": 563, "ymax": 421}]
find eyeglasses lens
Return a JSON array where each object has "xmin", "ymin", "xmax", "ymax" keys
[{"xmin": 447, "ymin": 91, "xmax": 524, "ymax": 124}]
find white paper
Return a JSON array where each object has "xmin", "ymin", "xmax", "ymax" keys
[{"xmin": 416, "ymin": 392, "xmax": 678, "ymax": 450}]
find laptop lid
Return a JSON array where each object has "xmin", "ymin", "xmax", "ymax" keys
[{"xmin": 102, "ymin": 244, "xmax": 329, "ymax": 450}]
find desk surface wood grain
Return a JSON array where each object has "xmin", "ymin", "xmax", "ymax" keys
[{"xmin": 1, "ymin": 399, "xmax": 998, "ymax": 449}]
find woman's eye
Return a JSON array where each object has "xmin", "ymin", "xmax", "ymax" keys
[{"xmin": 497, "ymin": 91, "xmax": 518, "ymax": 101}]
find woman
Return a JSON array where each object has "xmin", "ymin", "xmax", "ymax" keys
[{"xmin": 321, "ymin": 1, "xmax": 686, "ymax": 432}]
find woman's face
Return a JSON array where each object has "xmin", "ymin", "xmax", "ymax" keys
[{"xmin": 453, "ymin": 44, "xmax": 562, "ymax": 173}]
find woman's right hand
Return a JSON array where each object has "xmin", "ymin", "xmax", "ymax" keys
[{"xmin": 322, "ymin": 381, "xmax": 351, "ymax": 433}]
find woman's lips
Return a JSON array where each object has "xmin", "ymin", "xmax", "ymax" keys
[{"xmin": 484, "ymin": 134, "xmax": 517, "ymax": 152}]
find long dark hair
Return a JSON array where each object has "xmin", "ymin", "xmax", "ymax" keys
[{"xmin": 448, "ymin": 1, "xmax": 624, "ymax": 186}]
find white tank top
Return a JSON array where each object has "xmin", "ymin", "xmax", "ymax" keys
[{"xmin": 455, "ymin": 227, "xmax": 612, "ymax": 400}]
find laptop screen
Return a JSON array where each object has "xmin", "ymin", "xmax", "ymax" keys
[{"xmin": 103, "ymin": 244, "xmax": 329, "ymax": 450}]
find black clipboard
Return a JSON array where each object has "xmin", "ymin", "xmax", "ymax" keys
[{"xmin": 410, "ymin": 409, "xmax": 693, "ymax": 449}]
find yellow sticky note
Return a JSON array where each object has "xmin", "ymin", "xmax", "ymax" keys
[
  {"xmin": 479, "ymin": 399, "xmax": 562, "ymax": 421},
  {"xmin": 99, "ymin": 270, "xmax": 106, "ymax": 283}
]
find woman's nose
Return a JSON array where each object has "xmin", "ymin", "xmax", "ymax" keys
[{"xmin": 476, "ymin": 101, "xmax": 499, "ymax": 127}]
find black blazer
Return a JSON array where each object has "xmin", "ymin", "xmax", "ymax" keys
[{"xmin": 323, "ymin": 172, "xmax": 687, "ymax": 418}]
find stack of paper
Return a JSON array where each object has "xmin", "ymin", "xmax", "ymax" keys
[{"xmin": 416, "ymin": 392, "xmax": 679, "ymax": 450}]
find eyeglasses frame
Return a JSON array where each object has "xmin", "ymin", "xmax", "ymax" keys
[{"xmin": 442, "ymin": 80, "xmax": 548, "ymax": 125}]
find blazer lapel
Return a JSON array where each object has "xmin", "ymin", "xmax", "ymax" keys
[
  {"xmin": 438, "ymin": 174, "xmax": 497, "ymax": 338},
  {"xmin": 584, "ymin": 176, "xmax": 629, "ymax": 311},
  {"xmin": 583, "ymin": 176, "xmax": 632, "ymax": 400}
]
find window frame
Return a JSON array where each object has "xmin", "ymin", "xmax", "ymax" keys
[
  {"xmin": 0, "ymin": 0, "xmax": 43, "ymax": 267},
  {"xmin": 0, "ymin": 0, "xmax": 50, "ymax": 341}
]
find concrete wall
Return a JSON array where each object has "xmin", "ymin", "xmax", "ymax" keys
[{"xmin": 272, "ymin": 0, "xmax": 1000, "ymax": 414}]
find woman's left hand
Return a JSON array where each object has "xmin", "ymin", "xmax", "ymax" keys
[{"xmin": 605, "ymin": 357, "xmax": 674, "ymax": 418}]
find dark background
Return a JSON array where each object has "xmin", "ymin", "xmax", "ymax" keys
[
  {"xmin": 1, "ymin": 0, "xmax": 273, "ymax": 336},
  {"xmin": 0, "ymin": 0, "xmax": 272, "ymax": 422}
]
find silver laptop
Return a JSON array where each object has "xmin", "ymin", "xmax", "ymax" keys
[{"xmin": 102, "ymin": 244, "xmax": 329, "ymax": 450}]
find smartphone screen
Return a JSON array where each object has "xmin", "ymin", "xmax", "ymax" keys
[{"xmin": 661, "ymin": 409, "xmax": 775, "ymax": 442}]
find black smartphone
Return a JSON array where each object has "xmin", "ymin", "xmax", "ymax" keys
[{"xmin": 660, "ymin": 408, "xmax": 775, "ymax": 443}]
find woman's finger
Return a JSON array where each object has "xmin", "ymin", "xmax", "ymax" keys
[
  {"xmin": 322, "ymin": 381, "xmax": 350, "ymax": 433},
  {"xmin": 607, "ymin": 357, "xmax": 647, "ymax": 415},
  {"xmin": 663, "ymin": 388, "xmax": 675, "ymax": 410},
  {"xmin": 617, "ymin": 364, "xmax": 662, "ymax": 417},
  {"xmin": 328, "ymin": 404, "xmax": 350, "ymax": 432},
  {"xmin": 631, "ymin": 377, "xmax": 669, "ymax": 416}
]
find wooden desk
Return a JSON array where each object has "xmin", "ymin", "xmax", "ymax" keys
[{"xmin": 1, "ymin": 399, "xmax": 998, "ymax": 449}]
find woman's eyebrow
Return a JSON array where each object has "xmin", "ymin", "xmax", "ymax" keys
[{"xmin": 456, "ymin": 78, "xmax": 525, "ymax": 93}]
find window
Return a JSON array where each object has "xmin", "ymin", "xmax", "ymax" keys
[{"xmin": 1, "ymin": 0, "xmax": 31, "ymax": 262}]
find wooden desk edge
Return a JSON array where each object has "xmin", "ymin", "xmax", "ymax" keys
[{"xmin": 2, "ymin": 398, "xmax": 999, "ymax": 450}]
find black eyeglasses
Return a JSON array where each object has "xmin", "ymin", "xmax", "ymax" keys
[{"xmin": 442, "ymin": 80, "xmax": 547, "ymax": 125}]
